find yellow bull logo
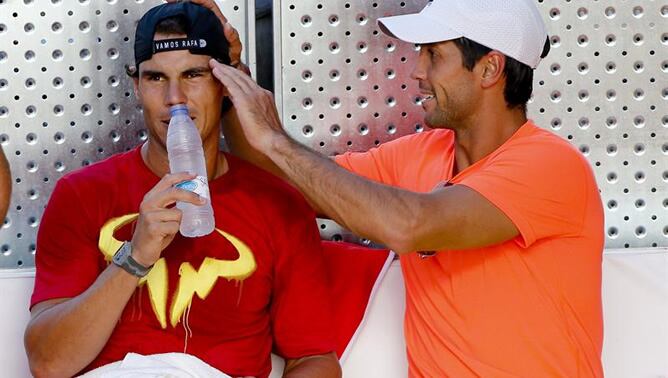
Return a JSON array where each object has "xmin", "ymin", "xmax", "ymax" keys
[{"xmin": 98, "ymin": 213, "xmax": 257, "ymax": 328}]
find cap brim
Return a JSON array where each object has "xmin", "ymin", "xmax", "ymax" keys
[{"xmin": 377, "ymin": 13, "xmax": 461, "ymax": 44}]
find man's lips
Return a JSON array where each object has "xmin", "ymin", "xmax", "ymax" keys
[
  {"xmin": 161, "ymin": 117, "xmax": 196, "ymax": 126},
  {"xmin": 418, "ymin": 94, "xmax": 435, "ymax": 105},
  {"xmin": 417, "ymin": 86, "xmax": 435, "ymax": 105}
]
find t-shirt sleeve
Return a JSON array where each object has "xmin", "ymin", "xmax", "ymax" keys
[
  {"xmin": 334, "ymin": 142, "xmax": 401, "ymax": 186},
  {"xmin": 31, "ymin": 176, "xmax": 103, "ymax": 308},
  {"xmin": 457, "ymin": 142, "xmax": 591, "ymax": 248},
  {"xmin": 270, "ymin": 195, "xmax": 336, "ymax": 359}
]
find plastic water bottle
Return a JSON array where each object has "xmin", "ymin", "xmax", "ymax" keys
[{"xmin": 166, "ymin": 104, "xmax": 215, "ymax": 237}]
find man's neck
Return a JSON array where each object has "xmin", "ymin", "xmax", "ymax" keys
[
  {"xmin": 451, "ymin": 109, "xmax": 527, "ymax": 175},
  {"xmin": 141, "ymin": 140, "xmax": 228, "ymax": 181}
]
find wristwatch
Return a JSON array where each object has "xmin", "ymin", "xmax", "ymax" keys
[{"xmin": 112, "ymin": 241, "xmax": 153, "ymax": 278}]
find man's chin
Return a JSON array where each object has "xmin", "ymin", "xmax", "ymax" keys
[{"xmin": 424, "ymin": 115, "xmax": 445, "ymax": 129}]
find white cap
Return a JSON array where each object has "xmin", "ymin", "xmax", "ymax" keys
[{"xmin": 378, "ymin": 0, "xmax": 548, "ymax": 69}]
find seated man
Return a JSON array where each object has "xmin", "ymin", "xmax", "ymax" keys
[
  {"xmin": 0, "ymin": 144, "xmax": 10, "ymax": 221},
  {"xmin": 24, "ymin": 3, "xmax": 340, "ymax": 377}
]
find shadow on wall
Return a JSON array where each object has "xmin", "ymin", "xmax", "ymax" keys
[
  {"xmin": 0, "ymin": 145, "xmax": 10, "ymax": 224},
  {"xmin": 255, "ymin": 0, "xmax": 273, "ymax": 92}
]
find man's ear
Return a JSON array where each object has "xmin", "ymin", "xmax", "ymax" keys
[
  {"xmin": 480, "ymin": 51, "xmax": 506, "ymax": 89},
  {"xmin": 126, "ymin": 64, "xmax": 141, "ymax": 102},
  {"xmin": 132, "ymin": 75, "xmax": 141, "ymax": 103}
]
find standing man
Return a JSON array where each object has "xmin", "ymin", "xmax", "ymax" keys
[
  {"xmin": 0, "ymin": 144, "xmax": 10, "ymax": 221},
  {"xmin": 24, "ymin": 2, "xmax": 340, "ymax": 377},
  {"xmin": 213, "ymin": 0, "xmax": 605, "ymax": 376}
]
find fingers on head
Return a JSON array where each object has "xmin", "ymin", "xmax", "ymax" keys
[
  {"xmin": 200, "ymin": 0, "xmax": 228, "ymax": 23},
  {"xmin": 223, "ymin": 22, "xmax": 239, "ymax": 36}
]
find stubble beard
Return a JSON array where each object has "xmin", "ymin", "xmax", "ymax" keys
[
  {"xmin": 424, "ymin": 100, "xmax": 458, "ymax": 130},
  {"xmin": 424, "ymin": 92, "xmax": 472, "ymax": 131}
]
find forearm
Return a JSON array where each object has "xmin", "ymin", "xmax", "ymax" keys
[
  {"xmin": 0, "ymin": 146, "xmax": 10, "ymax": 220},
  {"xmin": 25, "ymin": 264, "xmax": 139, "ymax": 377},
  {"xmin": 284, "ymin": 353, "xmax": 341, "ymax": 378},
  {"xmin": 267, "ymin": 134, "xmax": 423, "ymax": 253}
]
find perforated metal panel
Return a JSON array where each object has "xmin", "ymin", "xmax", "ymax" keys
[
  {"xmin": 0, "ymin": 0, "xmax": 254, "ymax": 269},
  {"xmin": 275, "ymin": 0, "xmax": 667, "ymax": 249},
  {"xmin": 531, "ymin": 1, "xmax": 666, "ymax": 249},
  {"xmin": 275, "ymin": 0, "xmax": 428, "ymax": 155}
]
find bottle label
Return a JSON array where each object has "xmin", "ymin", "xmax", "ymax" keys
[{"xmin": 175, "ymin": 176, "xmax": 210, "ymax": 199}]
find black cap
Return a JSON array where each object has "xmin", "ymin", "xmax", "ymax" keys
[{"xmin": 134, "ymin": 2, "xmax": 231, "ymax": 69}]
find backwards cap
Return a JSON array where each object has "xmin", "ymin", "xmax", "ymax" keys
[{"xmin": 134, "ymin": 2, "xmax": 230, "ymax": 69}]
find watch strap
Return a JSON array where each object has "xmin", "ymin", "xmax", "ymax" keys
[{"xmin": 112, "ymin": 241, "xmax": 153, "ymax": 278}]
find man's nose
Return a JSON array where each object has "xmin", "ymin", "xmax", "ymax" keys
[
  {"xmin": 165, "ymin": 81, "xmax": 187, "ymax": 106},
  {"xmin": 410, "ymin": 50, "xmax": 428, "ymax": 82}
]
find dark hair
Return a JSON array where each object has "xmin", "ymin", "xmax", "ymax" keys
[
  {"xmin": 126, "ymin": 16, "xmax": 189, "ymax": 78},
  {"xmin": 154, "ymin": 15, "xmax": 189, "ymax": 36},
  {"xmin": 451, "ymin": 37, "xmax": 536, "ymax": 113}
]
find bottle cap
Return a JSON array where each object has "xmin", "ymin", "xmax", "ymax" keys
[{"xmin": 169, "ymin": 104, "xmax": 189, "ymax": 117}]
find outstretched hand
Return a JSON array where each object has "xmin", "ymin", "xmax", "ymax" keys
[
  {"xmin": 165, "ymin": 0, "xmax": 245, "ymax": 70},
  {"xmin": 210, "ymin": 60, "xmax": 286, "ymax": 154}
]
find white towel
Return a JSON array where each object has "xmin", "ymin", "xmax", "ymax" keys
[{"xmin": 80, "ymin": 352, "xmax": 231, "ymax": 378}]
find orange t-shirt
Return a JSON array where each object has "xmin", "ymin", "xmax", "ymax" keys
[{"xmin": 335, "ymin": 121, "xmax": 604, "ymax": 377}]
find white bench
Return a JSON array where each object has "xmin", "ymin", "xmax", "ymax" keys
[{"xmin": 2, "ymin": 251, "xmax": 667, "ymax": 377}]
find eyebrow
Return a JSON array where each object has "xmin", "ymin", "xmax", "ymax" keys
[
  {"xmin": 139, "ymin": 70, "xmax": 164, "ymax": 78},
  {"xmin": 140, "ymin": 66, "xmax": 212, "ymax": 78},
  {"xmin": 183, "ymin": 66, "xmax": 212, "ymax": 75}
]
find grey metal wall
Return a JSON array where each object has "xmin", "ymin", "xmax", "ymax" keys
[
  {"xmin": 0, "ymin": 0, "xmax": 254, "ymax": 269},
  {"xmin": 0, "ymin": 0, "xmax": 666, "ymax": 269},
  {"xmin": 275, "ymin": 0, "xmax": 667, "ymax": 250}
]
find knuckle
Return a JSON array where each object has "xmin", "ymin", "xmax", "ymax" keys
[
  {"xmin": 139, "ymin": 201, "xmax": 150, "ymax": 213},
  {"xmin": 168, "ymin": 223, "xmax": 180, "ymax": 234},
  {"xmin": 147, "ymin": 223, "xmax": 158, "ymax": 234},
  {"xmin": 169, "ymin": 187, "xmax": 184, "ymax": 199}
]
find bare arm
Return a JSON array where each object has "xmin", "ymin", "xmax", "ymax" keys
[
  {"xmin": 262, "ymin": 135, "xmax": 516, "ymax": 253},
  {"xmin": 0, "ymin": 145, "xmax": 10, "ymax": 221},
  {"xmin": 211, "ymin": 63, "xmax": 518, "ymax": 254},
  {"xmin": 25, "ymin": 173, "xmax": 203, "ymax": 377},
  {"xmin": 25, "ymin": 267, "xmax": 141, "ymax": 377},
  {"xmin": 284, "ymin": 353, "xmax": 341, "ymax": 378}
]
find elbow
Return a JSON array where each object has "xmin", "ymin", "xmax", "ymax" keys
[
  {"xmin": 381, "ymin": 194, "xmax": 438, "ymax": 255},
  {"xmin": 25, "ymin": 330, "xmax": 69, "ymax": 378},
  {"xmin": 28, "ymin": 356, "xmax": 65, "ymax": 378},
  {"xmin": 334, "ymin": 363, "xmax": 343, "ymax": 378},
  {"xmin": 30, "ymin": 365, "xmax": 56, "ymax": 378},
  {"xmin": 385, "ymin": 234, "xmax": 418, "ymax": 255},
  {"xmin": 27, "ymin": 352, "xmax": 75, "ymax": 378},
  {"xmin": 382, "ymin": 213, "xmax": 422, "ymax": 255}
]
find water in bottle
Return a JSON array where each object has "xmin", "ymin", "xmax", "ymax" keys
[{"xmin": 166, "ymin": 104, "xmax": 215, "ymax": 237}]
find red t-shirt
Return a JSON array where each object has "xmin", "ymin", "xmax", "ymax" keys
[
  {"xmin": 32, "ymin": 147, "xmax": 335, "ymax": 377},
  {"xmin": 336, "ymin": 121, "xmax": 604, "ymax": 377}
]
